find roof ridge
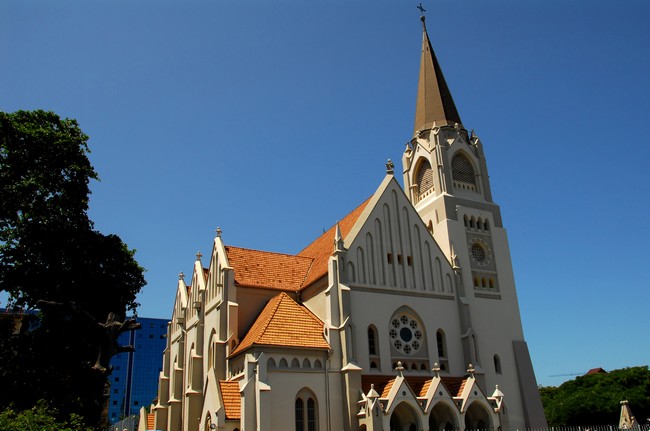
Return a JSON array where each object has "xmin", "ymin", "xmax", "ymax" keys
[
  {"xmin": 225, "ymin": 245, "xmax": 312, "ymax": 260},
  {"xmin": 255, "ymin": 293, "xmax": 286, "ymax": 342}
]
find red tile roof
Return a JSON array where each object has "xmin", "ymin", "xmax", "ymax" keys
[
  {"xmin": 146, "ymin": 413, "xmax": 155, "ymax": 430},
  {"xmin": 219, "ymin": 381, "xmax": 241, "ymax": 420},
  {"xmin": 225, "ymin": 246, "xmax": 313, "ymax": 291},
  {"xmin": 298, "ymin": 198, "xmax": 371, "ymax": 287},
  {"xmin": 231, "ymin": 292, "xmax": 330, "ymax": 356},
  {"xmin": 224, "ymin": 198, "xmax": 370, "ymax": 292},
  {"xmin": 361, "ymin": 375, "xmax": 467, "ymax": 398}
]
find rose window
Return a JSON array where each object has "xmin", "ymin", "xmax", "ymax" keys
[{"xmin": 390, "ymin": 315, "xmax": 422, "ymax": 355}]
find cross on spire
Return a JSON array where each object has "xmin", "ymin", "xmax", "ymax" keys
[{"xmin": 417, "ymin": 2, "xmax": 426, "ymax": 16}]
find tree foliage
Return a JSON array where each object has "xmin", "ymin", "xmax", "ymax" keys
[
  {"xmin": 540, "ymin": 366, "xmax": 650, "ymax": 426},
  {"xmin": 0, "ymin": 110, "xmax": 146, "ymax": 427},
  {"xmin": 0, "ymin": 400, "xmax": 93, "ymax": 431}
]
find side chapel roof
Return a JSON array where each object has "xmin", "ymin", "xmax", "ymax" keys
[
  {"xmin": 218, "ymin": 380, "xmax": 241, "ymax": 420},
  {"xmin": 224, "ymin": 197, "xmax": 371, "ymax": 291},
  {"xmin": 231, "ymin": 292, "xmax": 330, "ymax": 356},
  {"xmin": 361, "ymin": 375, "xmax": 467, "ymax": 398}
]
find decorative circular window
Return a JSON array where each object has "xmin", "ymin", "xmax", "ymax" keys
[
  {"xmin": 389, "ymin": 315, "xmax": 422, "ymax": 355},
  {"xmin": 469, "ymin": 237, "xmax": 492, "ymax": 266}
]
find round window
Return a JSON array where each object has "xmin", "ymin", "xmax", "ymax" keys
[
  {"xmin": 471, "ymin": 243, "xmax": 485, "ymax": 262},
  {"xmin": 389, "ymin": 315, "xmax": 422, "ymax": 355}
]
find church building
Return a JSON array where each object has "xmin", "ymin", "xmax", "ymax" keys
[{"xmin": 151, "ymin": 16, "xmax": 547, "ymax": 431}]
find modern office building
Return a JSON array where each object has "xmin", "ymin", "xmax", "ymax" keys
[{"xmin": 108, "ymin": 317, "xmax": 169, "ymax": 423}]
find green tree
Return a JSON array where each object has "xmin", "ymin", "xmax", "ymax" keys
[
  {"xmin": 0, "ymin": 110, "xmax": 146, "ymax": 427},
  {"xmin": 540, "ymin": 366, "xmax": 650, "ymax": 426},
  {"xmin": 0, "ymin": 400, "xmax": 93, "ymax": 431}
]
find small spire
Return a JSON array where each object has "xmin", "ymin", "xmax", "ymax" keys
[
  {"xmin": 432, "ymin": 362, "xmax": 441, "ymax": 378},
  {"xmin": 367, "ymin": 383, "xmax": 379, "ymax": 399},
  {"xmin": 386, "ymin": 159, "xmax": 394, "ymax": 174},
  {"xmin": 334, "ymin": 222, "xmax": 344, "ymax": 253}
]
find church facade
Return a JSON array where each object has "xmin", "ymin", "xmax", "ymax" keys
[{"xmin": 151, "ymin": 17, "xmax": 547, "ymax": 431}]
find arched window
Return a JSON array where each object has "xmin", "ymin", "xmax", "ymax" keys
[
  {"xmin": 389, "ymin": 308, "xmax": 429, "ymax": 371},
  {"xmin": 368, "ymin": 325, "xmax": 380, "ymax": 370},
  {"xmin": 436, "ymin": 330, "xmax": 448, "ymax": 371},
  {"xmin": 296, "ymin": 389, "xmax": 318, "ymax": 431},
  {"xmin": 494, "ymin": 354, "xmax": 502, "ymax": 374},
  {"xmin": 451, "ymin": 153, "xmax": 476, "ymax": 186},
  {"xmin": 367, "ymin": 326, "xmax": 378, "ymax": 356},
  {"xmin": 415, "ymin": 159, "xmax": 434, "ymax": 198}
]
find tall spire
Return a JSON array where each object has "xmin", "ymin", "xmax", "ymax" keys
[{"xmin": 413, "ymin": 16, "xmax": 462, "ymax": 135}]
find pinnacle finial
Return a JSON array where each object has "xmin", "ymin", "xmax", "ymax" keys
[
  {"xmin": 215, "ymin": 227, "xmax": 222, "ymax": 238},
  {"xmin": 196, "ymin": 251, "xmax": 202, "ymax": 261},
  {"xmin": 178, "ymin": 271, "xmax": 185, "ymax": 280},
  {"xmin": 386, "ymin": 159, "xmax": 394, "ymax": 174}
]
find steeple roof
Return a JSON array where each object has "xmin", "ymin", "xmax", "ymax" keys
[{"xmin": 413, "ymin": 16, "xmax": 462, "ymax": 134}]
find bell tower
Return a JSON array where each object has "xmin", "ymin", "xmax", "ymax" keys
[{"xmin": 402, "ymin": 15, "xmax": 548, "ymax": 428}]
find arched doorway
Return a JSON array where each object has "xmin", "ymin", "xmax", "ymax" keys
[
  {"xmin": 389, "ymin": 401, "xmax": 421, "ymax": 431},
  {"xmin": 429, "ymin": 401, "xmax": 458, "ymax": 431},
  {"xmin": 464, "ymin": 401, "xmax": 492, "ymax": 430}
]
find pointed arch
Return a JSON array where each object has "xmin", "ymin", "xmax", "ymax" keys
[
  {"xmin": 295, "ymin": 388, "xmax": 319, "ymax": 431},
  {"xmin": 436, "ymin": 329, "xmax": 448, "ymax": 371},
  {"xmin": 451, "ymin": 152, "xmax": 476, "ymax": 186},
  {"xmin": 415, "ymin": 157, "xmax": 435, "ymax": 200},
  {"xmin": 465, "ymin": 401, "xmax": 493, "ymax": 430},
  {"xmin": 494, "ymin": 354, "xmax": 502, "ymax": 374},
  {"xmin": 389, "ymin": 401, "xmax": 421, "ymax": 431}
]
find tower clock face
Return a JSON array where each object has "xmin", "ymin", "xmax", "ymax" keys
[
  {"xmin": 469, "ymin": 237, "xmax": 492, "ymax": 266},
  {"xmin": 389, "ymin": 315, "xmax": 423, "ymax": 355}
]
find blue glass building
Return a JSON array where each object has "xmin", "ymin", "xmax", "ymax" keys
[{"xmin": 108, "ymin": 317, "xmax": 168, "ymax": 423}]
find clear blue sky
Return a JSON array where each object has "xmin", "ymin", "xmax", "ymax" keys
[{"xmin": 2, "ymin": 0, "xmax": 649, "ymax": 388}]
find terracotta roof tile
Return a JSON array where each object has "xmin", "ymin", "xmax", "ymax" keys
[
  {"xmin": 361, "ymin": 375, "xmax": 466, "ymax": 398},
  {"xmin": 219, "ymin": 380, "xmax": 241, "ymax": 420},
  {"xmin": 445, "ymin": 376, "xmax": 466, "ymax": 397},
  {"xmin": 146, "ymin": 413, "xmax": 155, "ymax": 430},
  {"xmin": 231, "ymin": 292, "xmax": 330, "ymax": 356},
  {"xmin": 225, "ymin": 246, "xmax": 313, "ymax": 291},
  {"xmin": 298, "ymin": 198, "xmax": 370, "ymax": 287}
]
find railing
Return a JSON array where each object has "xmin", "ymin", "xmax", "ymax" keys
[
  {"xmin": 104, "ymin": 415, "xmax": 138, "ymax": 431},
  {"xmin": 474, "ymin": 426, "xmax": 649, "ymax": 431}
]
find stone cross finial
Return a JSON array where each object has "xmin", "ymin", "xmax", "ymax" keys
[
  {"xmin": 216, "ymin": 227, "xmax": 222, "ymax": 237},
  {"xmin": 178, "ymin": 271, "xmax": 184, "ymax": 280},
  {"xmin": 196, "ymin": 251, "xmax": 202, "ymax": 261}
]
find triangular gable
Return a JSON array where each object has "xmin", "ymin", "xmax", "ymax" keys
[
  {"xmin": 422, "ymin": 376, "xmax": 459, "ymax": 413},
  {"xmin": 341, "ymin": 175, "xmax": 455, "ymax": 292},
  {"xmin": 382, "ymin": 374, "xmax": 425, "ymax": 414},
  {"xmin": 230, "ymin": 292, "xmax": 330, "ymax": 356},
  {"xmin": 170, "ymin": 278, "xmax": 189, "ymax": 331},
  {"xmin": 456, "ymin": 376, "xmax": 490, "ymax": 413}
]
